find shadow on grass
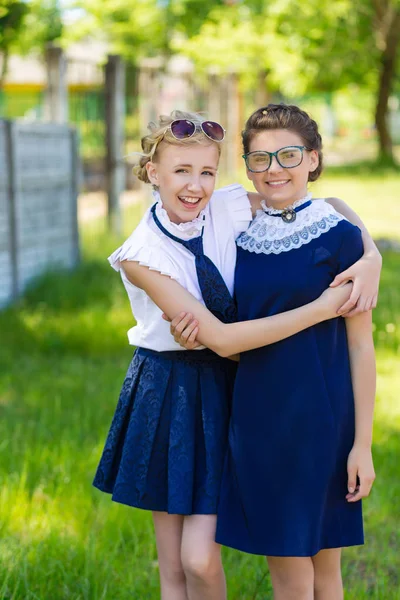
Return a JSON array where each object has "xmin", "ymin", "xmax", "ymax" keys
[
  {"xmin": 20, "ymin": 260, "xmax": 116, "ymax": 313},
  {"xmin": 0, "ymin": 259, "xmax": 131, "ymax": 360}
]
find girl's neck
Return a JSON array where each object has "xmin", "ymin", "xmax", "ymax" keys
[{"xmin": 263, "ymin": 191, "xmax": 310, "ymax": 211}]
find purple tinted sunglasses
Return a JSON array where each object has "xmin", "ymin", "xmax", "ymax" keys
[{"xmin": 168, "ymin": 119, "xmax": 225, "ymax": 142}]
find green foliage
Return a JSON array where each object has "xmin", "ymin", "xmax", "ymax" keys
[
  {"xmin": 72, "ymin": 0, "xmax": 167, "ymax": 63},
  {"xmin": 0, "ymin": 1, "xmax": 28, "ymax": 53},
  {"xmin": 173, "ymin": 0, "xmax": 383, "ymax": 96},
  {"xmin": 172, "ymin": 3, "xmax": 274, "ymax": 88},
  {"xmin": 16, "ymin": 0, "xmax": 63, "ymax": 54},
  {"xmin": 0, "ymin": 0, "xmax": 63, "ymax": 84}
]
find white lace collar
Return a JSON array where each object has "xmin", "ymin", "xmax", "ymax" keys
[
  {"xmin": 237, "ymin": 196, "xmax": 344, "ymax": 255},
  {"xmin": 152, "ymin": 191, "xmax": 207, "ymax": 240}
]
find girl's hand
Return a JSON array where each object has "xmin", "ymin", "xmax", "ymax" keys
[
  {"xmin": 162, "ymin": 312, "xmax": 202, "ymax": 349},
  {"xmin": 317, "ymin": 283, "xmax": 353, "ymax": 319},
  {"xmin": 346, "ymin": 445, "xmax": 376, "ymax": 502},
  {"xmin": 330, "ymin": 252, "xmax": 382, "ymax": 317}
]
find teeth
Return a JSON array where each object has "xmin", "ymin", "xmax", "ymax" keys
[
  {"xmin": 180, "ymin": 197, "xmax": 201, "ymax": 204},
  {"xmin": 268, "ymin": 181, "xmax": 288, "ymax": 186}
]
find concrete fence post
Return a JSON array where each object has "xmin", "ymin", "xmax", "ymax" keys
[
  {"xmin": 105, "ymin": 54, "xmax": 126, "ymax": 235},
  {"xmin": 44, "ymin": 45, "xmax": 68, "ymax": 123},
  {"xmin": 5, "ymin": 120, "xmax": 20, "ymax": 299}
]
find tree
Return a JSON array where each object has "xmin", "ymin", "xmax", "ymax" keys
[
  {"xmin": 0, "ymin": 0, "xmax": 63, "ymax": 87},
  {"xmin": 250, "ymin": 0, "xmax": 400, "ymax": 162},
  {"xmin": 0, "ymin": 0, "xmax": 28, "ymax": 88},
  {"xmin": 17, "ymin": 0, "xmax": 63, "ymax": 53},
  {"xmin": 373, "ymin": 0, "xmax": 400, "ymax": 160},
  {"xmin": 72, "ymin": 0, "xmax": 167, "ymax": 64},
  {"xmin": 177, "ymin": 0, "xmax": 400, "ymax": 162}
]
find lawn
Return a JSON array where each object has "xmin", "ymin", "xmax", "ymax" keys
[{"xmin": 0, "ymin": 172, "xmax": 399, "ymax": 599}]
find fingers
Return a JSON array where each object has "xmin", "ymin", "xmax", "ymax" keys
[
  {"xmin": 337, "ymin": 281, "xmax": 361, "ymax": 315},
  {"xmin": 185, "ymin": 326, "xmax": 200, "ymax": 349},
  {"xmin": 347, "ymin": 465, "xmax": 358, "ymax": 496},
  {"xmin": 343, "ymin": 296, "xmax": 375, "ymax": 317},
  {"xmin": 346, "ymin": 474, "xmax": 375, "ymax": 502},
  {"xmin": 170, "ymin": 312, "xmax": 191, "ymax": 337},
  {"xmin": 162, "ymin": 313, "xmax": 171, "ymax": 322},
  {"xmin": 330, "ymin": 271, "xmax": 351, "ymax": 288},
  {"xmin": 371, "ymin": 293, "xmax": 378, "ymax": 309},
  {"xmin": 337, "ymin": 296, "xmax": 358, "ymax": 316},
  {"xmin": 179, "ymin": 320, "xmax": 198, "ymax": 344}
]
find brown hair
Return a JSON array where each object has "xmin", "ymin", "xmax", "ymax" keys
[
  {"xmin": 133, "ymin": 110, "xmax": 222, "ymax": 185},
  {"xmin": 242, "ymin": 103, "xmax": 323, "ymax": 182}
]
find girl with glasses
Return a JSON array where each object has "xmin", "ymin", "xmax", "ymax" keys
[
  {"xmin": 171, "ymin": 104, "xmax": 377, "ymax": 599},
  {"xmin": 93, "ymin": 109, "xmax": 379, "ymax": 600}
]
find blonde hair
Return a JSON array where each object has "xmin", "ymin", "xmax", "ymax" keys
[{"xmin": 133, "ymin": 110, "xmax": 222, "ymax": 184}]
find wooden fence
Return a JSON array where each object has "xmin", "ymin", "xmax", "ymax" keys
[{"xmin": 0, "ymin": 120, "xmax": 80, "ymax": 308}]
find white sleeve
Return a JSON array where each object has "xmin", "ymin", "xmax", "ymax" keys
[
  {"xmin": 108, "ymin": 224, "xmax": 180, "ymax": 281},
  {"xmin": 212, "ymin": 184, "xmax": 252, "ymax": 237}
]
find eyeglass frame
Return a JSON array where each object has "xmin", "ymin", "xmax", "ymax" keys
[
  {"xmin": 242, "ymin": 145, "xmax": 313, "ymax": 172},
  {"xmin": 167, "ymin": 119, "xmax": 226, "ymax": 143}
]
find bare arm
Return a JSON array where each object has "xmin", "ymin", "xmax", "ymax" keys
[
  {"xmin": 327, "ymin": 197, "xmax": 382, "ymax": 315},
  {"xmin": 121, "ymin": 260, "xmax": 350, "ymax": 358},
  {"xmin": 327, "ymin": 196, "xmax": 380, "ymax": 258},
  {"xmin": 345, "ymin": 311, "xmax": 376, "ymax": 502}
]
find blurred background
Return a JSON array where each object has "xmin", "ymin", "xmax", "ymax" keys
[{"xmin": 0, "ymin": 1, "xmax": 399, "ymax": 598}]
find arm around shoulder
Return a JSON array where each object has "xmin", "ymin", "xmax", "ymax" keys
[{"xmin": 326, "ymin": 196, "xmax": 381, "ymax": 260}]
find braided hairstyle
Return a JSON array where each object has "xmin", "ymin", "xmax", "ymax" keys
[{"xmin": 242, "ymin": 104, "xmax": 323, "ymax": 182}]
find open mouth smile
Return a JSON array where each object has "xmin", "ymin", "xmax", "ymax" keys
[
  {"xmin": 178, "ymin": 196, "xmax": 203, "ymax": 207},
  {"xmin": 266, "ymin": 180, "xmax": 290, "ymax": 188}
]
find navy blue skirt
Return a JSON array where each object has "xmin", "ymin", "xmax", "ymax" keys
[{"xmin": 93, "ymin": 347, "xmax": 237, "ymax": 515}]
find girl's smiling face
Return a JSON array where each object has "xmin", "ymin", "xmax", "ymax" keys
[
  {"xmin": 246, "ymin": 129, "xmax": 319, "ymax": 209},
  {"xmin": 146, "ymin": 142, "xmax": 219, "ymax": 224}
]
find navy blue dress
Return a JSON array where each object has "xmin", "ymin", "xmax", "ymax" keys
[{"xmin": 216, "ymin": 211, "xmax": 365, "ymax": 556}]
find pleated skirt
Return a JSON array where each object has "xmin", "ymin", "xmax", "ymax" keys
[{"xmin": 93, "ymin": 347, "xmax": 237, "ymax": 515}]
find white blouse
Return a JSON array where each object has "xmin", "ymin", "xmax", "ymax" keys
[{"xmin": 109, "ymin": 184, "xmax": 252, "ymax": 351}]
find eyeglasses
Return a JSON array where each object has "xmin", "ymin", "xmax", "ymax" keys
[
  {"xmin": 168, "ymin": 119, "xmax": 225, "ymax": 142},
  {"xmin": 242, "ymin": 145, "xmax": 312, "ymax": 172}
]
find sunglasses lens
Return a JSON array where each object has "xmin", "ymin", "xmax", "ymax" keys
[
  {"xmin": 201, "ymin": 121, "xmax": 225, "ymax": 141},
  {"xmin": 170, "ymin": 120, "xmax": 196, "ymax": 139}
]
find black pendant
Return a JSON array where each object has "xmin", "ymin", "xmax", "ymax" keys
[{"xmin": 281, "ymin": 208, "xmax": 296, "ymax": 223}]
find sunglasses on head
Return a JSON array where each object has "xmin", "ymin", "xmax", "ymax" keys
[{"xmin": 168, "ymin": 119, "xmax": 225, "ymax": 142}]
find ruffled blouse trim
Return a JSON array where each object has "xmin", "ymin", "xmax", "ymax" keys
[
  {"xmin": 237, "ymin": 198, "xmax": 345, "ymax": 255},
  {"xmin": 108, "ymin": 220, "xmax": 179, "ymax": 280},
  {"xmin": 153, "ymin": 191, "xmax": 207, "ymax": 238},
  {"xmin": 212, "ymin": 183, "xmax": 252, "ymax": 237}
]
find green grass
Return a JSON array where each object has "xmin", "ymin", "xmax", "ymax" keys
[{"xmin": 0, "ymin": 175, "xmax": 399, "ymax": 599}]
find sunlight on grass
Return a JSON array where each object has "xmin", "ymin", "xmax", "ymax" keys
[{"xmin": 0, "ymin": 175, "xmax": 399, "ymax": 599}]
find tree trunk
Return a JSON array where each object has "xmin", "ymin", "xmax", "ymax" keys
[
  {"xmin": 374, "ymin": 8, "xmax": 400, "ymax": 162},
  {"xmin": 0, "ymin": 49, "xmax": 9, "ymax": 91}
]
